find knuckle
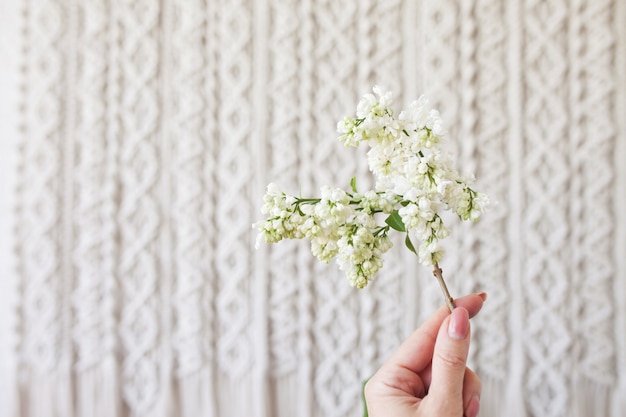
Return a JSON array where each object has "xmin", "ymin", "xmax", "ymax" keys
[{"xmin": 436, "ymin": 350, "xmax": 466, "ymax": 368}]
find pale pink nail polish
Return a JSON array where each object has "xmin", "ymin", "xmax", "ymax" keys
[
  {"xmin": 448, "ymin": 307, "xmax": 469, "ymax": 340},
  {"xmin": 465, "ymin": 395, "xmax": 480, "ymax": 417}
]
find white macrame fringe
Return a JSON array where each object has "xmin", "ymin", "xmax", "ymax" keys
[
  {"xmin": 178, "ymin": 373, "xmax": 198, "ymax": 417},
  {"xmin": 486, "ymin": 376, "xmax": 622, "ymax": 417},
  {"xmin": 8, "ymin": 372, "xmax": 20, "ymax": 417},
  {"xmin": 16, "ymin": 360, "xmax": 120, "ymax": 417},
  {"xmin": 271, "ymin": 374, "xmax": 298, "ymax": 417},
  {"xmin": 11, "ymin": 370, "xmax": 625, "ymax": 417},
  {"xmin": 571, "ymin": 379, "xmax": 612, "ymax": 417},
  {"xmin": 19, "ymin": 370, "xmax": 73, "ymax": 417},
  {"xmin": 76, "ymin": 357, "xmax": 121, "ymax": 417},
  {"xmin": 480, "ymin": 377, "xmax": 507, "ymax": 417},
  {"xmin": 177, "ymin": 370, "xmax": 218, "ymax": 417},
  {"xmin": 215, "ymin": 372, "xmax": 258, "ymax": 417},
  {"xmin": 611, "ymin": 380, "xmax": 626, "ymax": 417},
  {"xmin": 503, "ymin": 375, "xmax": 527, "ymax": 417},
  {"xmin": 179, "ymin": 374, "xmax": 198, "ymax": 417},
  {"xmin": 254, "ymin": 368, "xmax": 271, "ymax": 417}
]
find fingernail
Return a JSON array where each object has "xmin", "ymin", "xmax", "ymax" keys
[
  {"xmin": 477, "ymin": 292, "xmax": 488, "ymax": 301},
  {"xmin": 448, "ymin": 307, "xmax": 469, "ymax": 340},
  {"xmin": 465, "ymin": 395, "xmax": 480, "ymax": 417}
]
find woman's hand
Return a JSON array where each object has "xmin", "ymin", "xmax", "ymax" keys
[{"xmin": 364, "ymin": 293, "xmax": 486, "ymax": 417}]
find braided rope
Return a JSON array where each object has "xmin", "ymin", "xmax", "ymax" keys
[
  {"xmin": 295, "ymin": 1, "xmax": 316, "ymax": 413},
  {"xmin": 170, "ymin": 0, "xmax": 207, "ymax": 379},
  {"xmin": 420, "ymin": 0, "xmax": 461, "ymax": 317},
  {"xmin": 575, "ymin": 0, "xmax": 617, "ymax": 386},
  {"xmin": 73, "ymin": 0, "xmax": 110, "ymax": 373},
  {"xmin": 19, "ymin": 0, "xmax": 64, "ymax": 376},
  {"xmin": 474, "ymin": 0, "xmax": 509, "ymax": 382},
  {"xmin": 116, "ymin": 0, "xmax": 161, "ymax": 412},
  {"xmin": 266, "ymin": 0, "xmax": 302, "ymax": 378},
  {"xmin": 355, "ymin": 0, "xmax": 379, "ymax": 381},
  {"xmin": 214, "ymin": 0, "xmax": 254, "ymax": 379},
  {"xmin": 522, "ymin": 1, "xmax": 572, "ymax": 415},
  {"xmin": 310, "ymin": 2, "xmax": 361, "ymax": 415},
  {"xmin": 368, "ymin": 0, "xmax": 406, "ymax": 375}
]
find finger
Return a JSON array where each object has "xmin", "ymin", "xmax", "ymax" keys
[
  {"xmin": 463, "ymin": 368, "xmax": 481, "ymax": 417},
  {"xmin": 427, "ymin": 306, "xmax": 471, "ymax": 404},
  {"xmin": 386, "ymin": 293, "xmax": 485, "ymax": 374}
]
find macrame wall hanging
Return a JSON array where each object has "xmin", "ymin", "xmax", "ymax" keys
[{"xmin": 3, "ymin": 0, "xmax": 626, "ymax": 416}]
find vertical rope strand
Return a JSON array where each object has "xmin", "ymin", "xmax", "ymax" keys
[
  {"xmin": 473, "ymin": 1, "xmax": 510, "ymax": 414},
  {"xmin": 457, "ymin": 7, "xmax": 479, "ymax": 371},
  {"xmin": 265, "ymin": 5, "xmax": 302, "ymax": 415},
  {"xmin": 612, "ymin": 1, "xmax": 626, "ymax": 415},
  {"xmin": 570, "ymin": 2, "xmax": 617, "ymax": 415},
  {"xmin": 355, "ymin": 0, "xmax": 377, "ymax": 384},
  {"xmin": 202, "ymin": 1, "xmax": 220, "ymax": 415},
  {"xmin": 400, "ymin": 0, "xmax": 421, "ymax": 336},
  {"xmin": 60, "ymin": 2, "xmax": 78, "ymax": 411},
  {"xmin": 157, "ymin": 1, "xmax": 175, "ymax": 415},
  {"xmin": 296, "ymin": 1, "xmax": 314, "ymax": 415},
  {"xmin": 420, "ymin": 0, "xmax": 461, "ymax": 319},
  {"xmin": 72, "ymin": 0, "xmax": 110, "ymax": 415},
  {"xmin": 214, "ymin": 0, "xmax": 254, "ymax": 414},
  {"xmin": 18, "ymin": 0, "xmax": 66, "ymax": 415},
  {"xmin": 8, "ymin": 0, "xmax": 29, "ymax": 414},
  {"xmin": 505, "ymin": 1, "xmax": 527, "ymax": 415},
  {"xmin": 103, "ymin": 1, "xmax": 122, "ymax": 415},
  {"xmin": 522, "ymin": 3, "xmax": 571, "ymax": 415},
  {"xmin": 252, "ymin": 0, "xmax": 270, "ymax": 415},
  {"xmin": 116, "ymin": 0, "xmax": 162, "ymax": 413},
  {"xmin": 168, "ymin": 0, "xmax": 210, "ymax": 416},
  {"xmin": 368, "ymin": 0, "xmax": 407, "ymax": 378}
]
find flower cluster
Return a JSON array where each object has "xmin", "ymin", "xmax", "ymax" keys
[{"xmin": 254, "ymin": 86, "xmax": 489, "ymax": 289}]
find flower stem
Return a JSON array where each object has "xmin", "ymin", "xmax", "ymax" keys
[{"xmin": 432, "ymin": 262, "xmax": 455, "ymax": 312}]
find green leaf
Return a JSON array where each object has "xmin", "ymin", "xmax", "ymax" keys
[
  {"xmin": 362, "ymin": 377, "xmax": 370, "ymax": 417},
  {"xmin": 405, "ymin": 234, "xmax": 418, "ymax": 255},
  {"xmin": 385, "ymin": 210, "xmax": 406, "ymax": 232},
  {"xmin": 350, "ymin": 176, "xmax": 358, "ymax": 193}
]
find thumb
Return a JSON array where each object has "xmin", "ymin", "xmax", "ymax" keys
[{"xmin": 427, "ymin": 307, "xmax": 471, "ymax": 404}]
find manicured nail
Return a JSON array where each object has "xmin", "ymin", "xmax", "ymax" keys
[
  {"xmin": 465, "ymin": 395, "xmax": 480, "ymax": 417},
  {"xmin": 477, "ymin": 292, "xmax": 488, "ymax": 301},
  {"xmin": 448, "ymin": 307, "xmax": 469, "ymax": 340}
]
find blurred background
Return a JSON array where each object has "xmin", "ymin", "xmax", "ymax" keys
[{"xmin": 1, "ymin": 0, "xmax": 625, "ymax": 416}]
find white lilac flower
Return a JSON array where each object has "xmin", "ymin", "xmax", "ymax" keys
[
  {"xmin": 354, "ymin": 190, "xmax": 395, "ymax": 214},
  {"xmin": 418, "ymin": 239, "xmax": 445, "ymax": 266},
  {"xmin": 254, "ymin": 86, "xmax": 489, "ymax": 289},
  {"xmin": 335, "ymin": 212, "xmax": 393, "ymax": 288},
  {"xmin": 337, "ymin": 117, "xmax": 364, "ymax": 147},
  {"xmin": 316, "ymin": 186, "xmax": 353, "ymax": 226},
  {"xmin": 311, "ymin": 235, "xmax": 340, "ymax": 263},
  {"xmin": 356, "ymin": 85, "xmax": 393, "ymax": 119}
]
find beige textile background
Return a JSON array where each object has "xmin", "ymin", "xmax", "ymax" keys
[{"xmin": 1, "ymin": 0, "xmax": 625, "ymax": 416}]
